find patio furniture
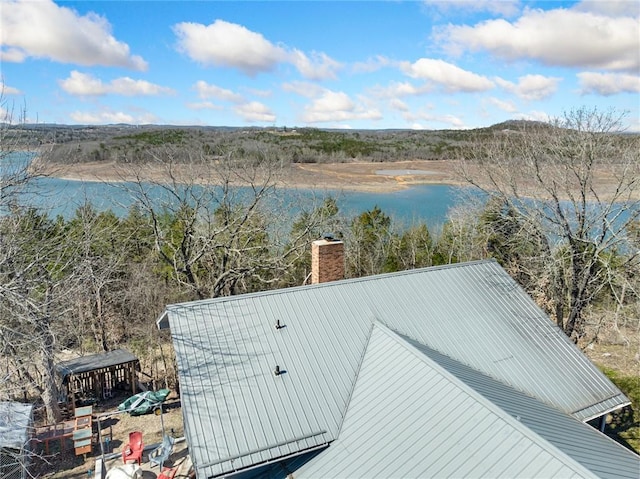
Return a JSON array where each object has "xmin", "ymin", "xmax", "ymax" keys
[
  {"xmin": 122, "ymin": 431, "xmax": 143, "ymax": 465},
  {"xmin": 149, "ymin": 434, "xmax": 175, "ymax": 469}
]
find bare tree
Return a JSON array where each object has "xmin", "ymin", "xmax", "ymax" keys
[
  {"xmin": 116, "ymin": 144, "xmax": 311, "ymax": 299},
  {"xmin": 0, "ymin": 210, "xmax": 75, "ymax": 424},
  {"xmin": 459, "ymin": 107, "xmax": 640, "ymax": 341},
  {"xmin": 0, "ymin": 94, "xmax": 73, "ymax": 424}
]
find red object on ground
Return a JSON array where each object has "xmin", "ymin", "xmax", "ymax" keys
[
  {"xmin": 122, "ymin": 431, "xmax": 144, "ymax": 465},
  {"xmin": 158, "ymin": 466, "xmax": 178, "ymax": 479}
]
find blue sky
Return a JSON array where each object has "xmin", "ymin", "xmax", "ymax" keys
[{"xmin": 1, "ymin": 0, "xmax": 639, "ymax": 130}]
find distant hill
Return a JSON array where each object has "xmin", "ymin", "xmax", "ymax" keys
[
  {"xmin": 481, "ymin": 119, "xmax": 552, "ymax": 132},
  {"xmin": 6, "ymin": 118, "xmax": 616, "ymax": 165}
]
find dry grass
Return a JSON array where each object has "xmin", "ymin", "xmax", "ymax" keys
[{"xmin": 582, "ymin": 325, "xmax": 640, "ymax": 453}]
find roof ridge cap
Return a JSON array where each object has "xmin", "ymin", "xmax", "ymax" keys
[
  {"xmin": 334, "ymin": 320, "xmax": 377, "ymax": 439},
  {"xmin": 164, "ymin": 259, "xmax": 499, "ymax": 311}
]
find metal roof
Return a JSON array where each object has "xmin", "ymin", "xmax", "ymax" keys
[
  {"xmin": 161, "ymin": 260, "xmax": 631, "ymax": 478},
  {"xmin": 55, "ymin": 349, "xmax": 138, "ymax": 379},
  {"xmin": 295, "ymin": 324, "xmax": 600, "ymax": 479},
  {"xmin": 401, "ymin": 334, "xmax": 640, "ymax": 479},
  {"xmin": 0, "ymin": 402, "xmax": 33, "ymax": 451}
]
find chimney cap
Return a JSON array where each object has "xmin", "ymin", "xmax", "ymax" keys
[{"xmin": 321, "ymin": 232, "xmax": 338, "ymax": 241}]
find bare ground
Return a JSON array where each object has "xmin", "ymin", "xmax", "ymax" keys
[
  {"xmin": 38, "ymin": 158, "xmax": 637, "ymax": 201},
  {"xmin": 33, "ymin": 393, "xmax": 185, "ymax": 479},
  {"xmin": 38, "ymin": 159, "xmax": 464, "ymax": 193}
]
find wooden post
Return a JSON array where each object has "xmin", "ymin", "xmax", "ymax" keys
[{"xmin": 130, "ymin": 362, "xmax": 136, "ymax": 395}]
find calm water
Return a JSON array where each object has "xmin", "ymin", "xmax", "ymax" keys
[{"xmin": 4, "ymin": 152, "xmax": 468, "ymax": 228}]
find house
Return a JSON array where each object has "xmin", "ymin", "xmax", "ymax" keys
[
  {"xmin": 0, "ymin": 402, "xmax": 34, "ymax": 479},
  {"xmin": 158, "ymin": 239, "xmax": 640, "ymax": 478}
]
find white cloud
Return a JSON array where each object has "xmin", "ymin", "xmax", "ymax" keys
[
  {"xmin": 495, "ymin": 74, "xmax": 560, "ymax": 100},
  {"xmin": 352, "ymin": 55, "xmax": 394, "ymax": 74},
  {"xmin": 174, "ymin": 20, "xmax": 286, "ymax": 76},
  {"xmin": 371, "ymin": 81, "xmax": 434, "ymax": 99},
  {"xmin": 389, "ymin": 98, "xmax": 409, "ymax": 112},
  {"xmin": 0, "ymin": 82, "xmax": 21, "ymax": 95},
  {"xmin": 244, "ymin": 88, "xmax": 272, "ymax": 98},
  {"xmin": 289, "ymin": 50, "xmax": 341, "ymax": 80},
  {"xmin": 1, "ymin": 0, "xmax": 147, "ymax": 70},
  {"xmin": 185, "ymin": 101, "xmax": 223, "ymax": 111},
  {"xmin": 108, "ymin": 78, "xmax": 174, "ymax": 96},
  {"xmin": 487, "ymin": 97, "xmax": 518, "ymax": 113},
  {"xmin": 59, "ymin": 71, "xmax": 174, "ymax": 96},
  {"xmin": 487, "ymin": 96, "xmax": 518, "ymax": 113},
  {"xmin": 401, "ymin": 58, "xmax": 495, "ymax": 92},
  {"xmin": 283, "ymin": 83, "xmax": 383, "ymax": 123},
  {"xmin": 69, "ymin": 109, "xmax": 157, "ymax": 124},
  {"xmin": 173, "ymin": 19, "xmax": 340, "ymax": 80},
  {"xmin": 194, "ymin": 81, "xmax": 244, "ymax": 103},
  {"xmin": 577, "ymin": 72, "xmax": 640, "ymax": 96},
  {"xmin": 282, "ymin": 81, "xmax": 326, "ymax": 98},
  {"xmin": 234, "ymin": 101, "xmax": 276, "ymax": 123},
  {"xmin": 574, "ymin": 0, "xmax": 640, "ymax": 17},
  {"xmin": 301, "ymin": 90, "xmax": 382, "ymax": 124},
  {"xmin": 423, "ymin": 0, "xmax": 521, "ymax": 17},
  {"xmin": 404, "ymin": 109, "xmax": 466, "ymax": 129},
  {"xmin": 514, "ymin": 110, "xmax": 550, "ymax": 123},
  {"xmin": 436, "ymin": 7, "xmax": 639, "ymax": 71}
]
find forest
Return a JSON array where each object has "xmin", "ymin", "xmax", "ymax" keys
[{"xmin": 1, "ymin": 107, "xmax": 639, "ymax": 452}]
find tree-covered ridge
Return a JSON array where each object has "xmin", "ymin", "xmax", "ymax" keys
[
  {"xmin": 10, "ymin": 123, "xmax": 497, "ymax": 165},
  {"xmin": 113, "ymin": 128, "xmax": 189, "ymax": 145}
]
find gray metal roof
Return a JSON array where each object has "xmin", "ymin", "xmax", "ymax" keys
[
  {"xmin": 56, "ymin": 349, "xmax": 138, "ymax": 379},
  {"xmin": 0, "ymin": 402, "xmax": 33, "ymax": 451},
  {"xmin": 400, "ymin": 334, "xmax": 640, "ymax": 479},
  {"xmin": 295, "ymin": 324, "xmax": 600, "ymax": 479},
  {"xmin": 161, "ymin": 260, "xmax": 631, "ymax": 478}
]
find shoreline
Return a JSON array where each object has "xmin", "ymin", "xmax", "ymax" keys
[
  {"xmin": 35, "ymin": 158, "xmax": 638, "ymax": 201},
  {"xmin": 38, "ymin": 159, "xmax": 466, "ymax": 193}
]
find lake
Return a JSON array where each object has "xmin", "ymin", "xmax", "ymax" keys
[{"xmin": 4, "ymin": 152, "xmax": 469, "ymax": 229}]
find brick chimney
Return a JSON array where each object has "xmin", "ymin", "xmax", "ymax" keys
[{"xmin": 311, "ymin": 236, "xmax": 345, "ymax": 284}]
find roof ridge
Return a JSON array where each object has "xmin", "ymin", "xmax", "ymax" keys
[
  {"xmin": 370, "ymin": 323, "xmax": 600, "ymax": 479},
  {"xmin": 334, "ymin": 320, "xmax": 376, "ymax": 440},
  {"xmin": 164, "ymin": 259, "xmax": 498, "ymax": 311}
]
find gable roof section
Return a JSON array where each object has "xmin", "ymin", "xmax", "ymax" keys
[
  {"xmin": 400, "ymin": 334, "xmax": 640, "ymax": 479},
  {"xmin": 162, "ymin": 260, "xmax": 631, "ymax": 477},
  {"xmin": 167, "ymin": 288, "xmax": 368, "ymax": 477},
  {"xmin": 295, "ymin": 324, "xmax": 600, "ymax": 479}
]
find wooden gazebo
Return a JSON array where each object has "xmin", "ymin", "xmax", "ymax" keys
[{"xmin": 56, "ymin": 349, "xmax": 139, "ymax": 406}]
